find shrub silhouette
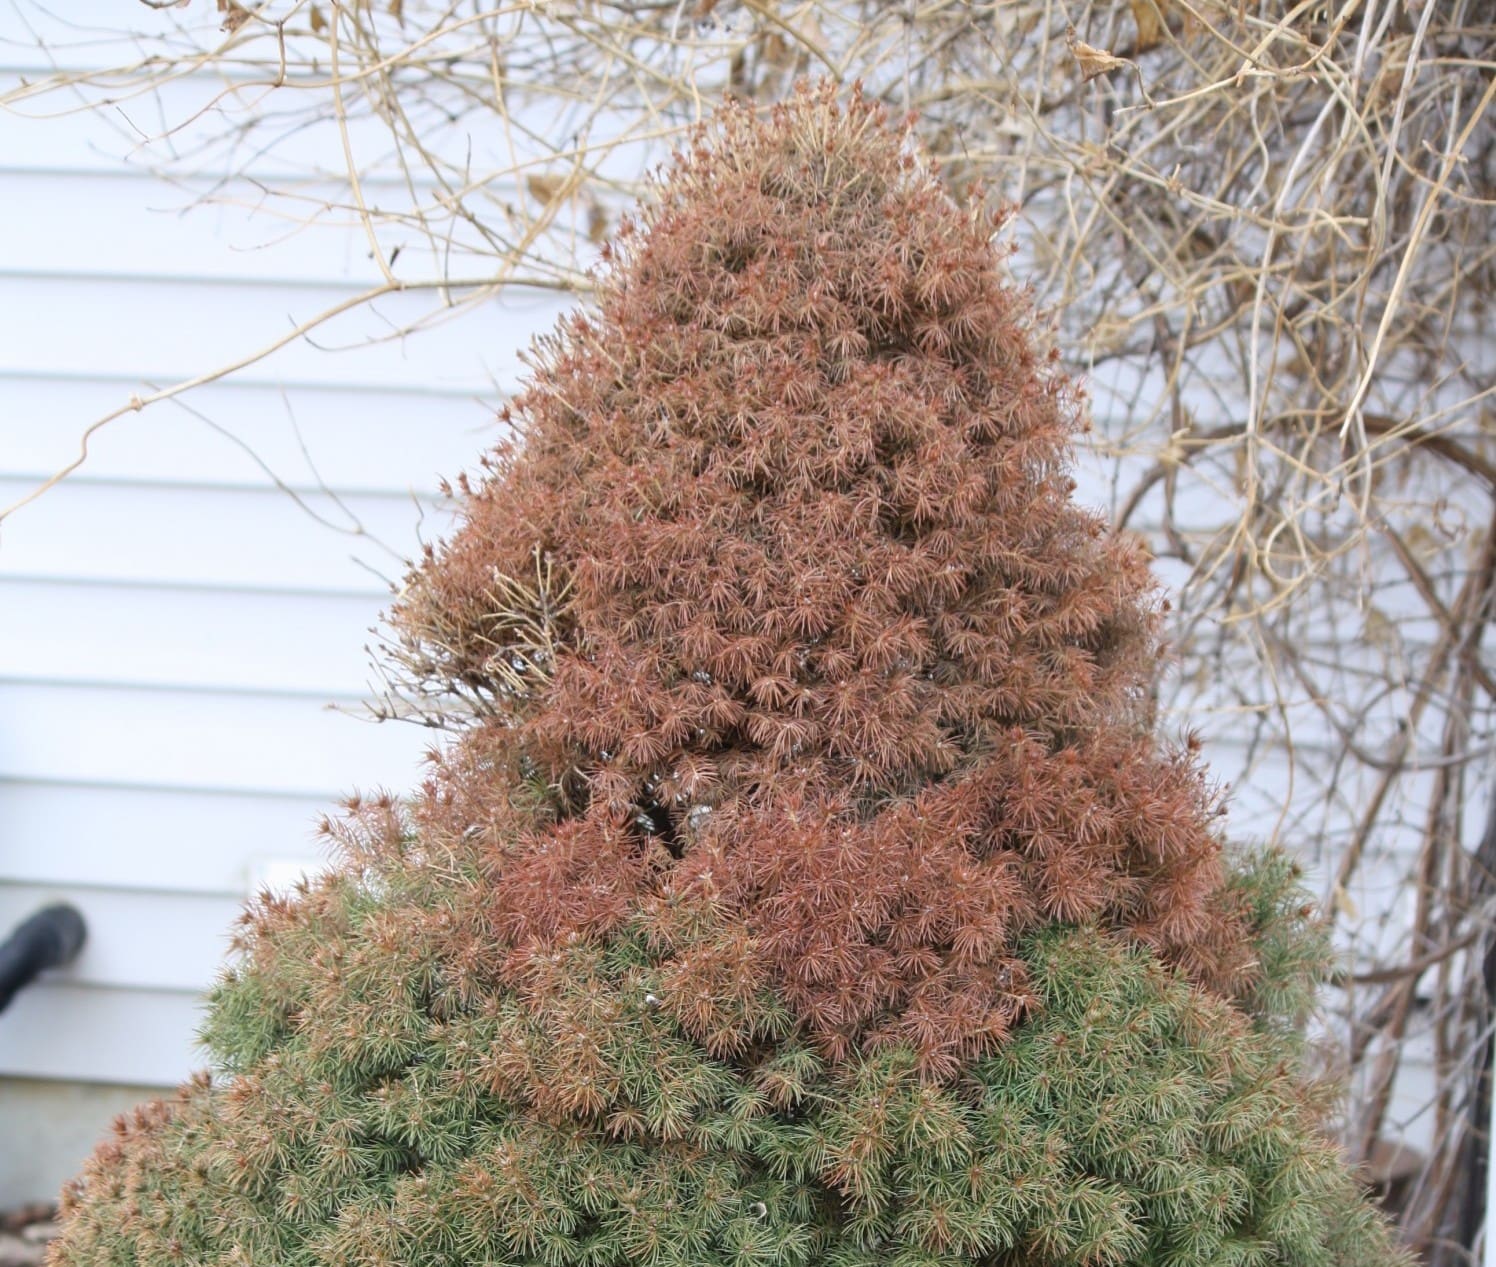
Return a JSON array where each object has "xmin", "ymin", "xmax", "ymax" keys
[{"xmin": 51, "ymin": 85, "xmax": 1408, "ymax": 1267}]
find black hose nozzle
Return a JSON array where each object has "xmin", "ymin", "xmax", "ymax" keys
[{"xmin": 0, "ymin": 903, "xmax": 88, "ymax": 1015}]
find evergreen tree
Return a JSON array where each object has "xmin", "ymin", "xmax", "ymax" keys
[{"xmin": 50, "ymin": 85, "xmax": 1410, "ymax": 1267}]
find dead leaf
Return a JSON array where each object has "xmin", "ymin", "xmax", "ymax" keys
[
  {"xmin": 526, "ymin": 174, "xmax": 570, "ymax": 206},
  {"xmin": 1331, "ymin": 884, "xmax": 1359, "ymax": 921},
  {"xmin": 1362, "ymin": 606, "xmax": 1399, "ymax": 652},
  {"xmin": 760, "ymin": 31, "xmax": 795, "ymax": 71},
  {"xmin": 309, "ymin": 5, "xmax": 326, "ymax": 33},
  {"xmin": 586, "ymin": 202, "xmax": 609, "ymax": 245},
  {"xmin": 1129, "ymin": 0, "xmax": 1169, "ymax": 51},
  {"xmin": 1372, "ymin": 35, "xmax": 1412, "ymax": 105},
  {"xmin": 217, "ymin": 0, "xmax": 252, "ymax": 32},
  {"xmin": 1402, "ymin": 521, "xmax": 1439, "ymax": 559},
  {"xmin": 389, "ymin": 0, "xmax": 404, "ymax": 22},
  {"xmin": 1067, "ymin": 27, "xmax": 1130, "ymax": 82},
  {"xmin": 1159, "ymin": 428, "xmax": 1189, "ymax": 469}
]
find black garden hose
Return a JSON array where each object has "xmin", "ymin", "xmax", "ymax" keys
[{"xmin": 0, "ymin": 903, "xmax": 87, "ymax": 1015}]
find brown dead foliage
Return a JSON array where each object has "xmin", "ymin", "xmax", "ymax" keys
[{"xmin": 392, "ymin": 87, "xmax": 1256, "ymax": 1075}]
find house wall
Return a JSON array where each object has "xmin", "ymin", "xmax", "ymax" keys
[{"xmin": 0, "ymin": 2, "xmax": 576, "ymax": 1201}]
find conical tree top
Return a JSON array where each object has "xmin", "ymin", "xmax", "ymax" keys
[{"xmin": 392, "ymin": 84, "xmax": 1255, "ymax": 1076}]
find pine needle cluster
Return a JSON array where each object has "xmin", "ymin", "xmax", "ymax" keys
[{"xmin": 50, "ymin": 85, "xmax": 1409, "ymax": 1267}]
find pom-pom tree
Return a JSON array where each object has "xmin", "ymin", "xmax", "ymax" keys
[{"xmin": 51, "ymin": 85, "xmax": 1409, "ymax": 1267}]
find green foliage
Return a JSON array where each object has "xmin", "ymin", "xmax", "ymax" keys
[
  {"xmin": 54, "ymin": 853, "xmax": 1398, "ymax": 1267},
  {"xmin": 1219, "ymin": 849, "xmax": 1334, "ymax": 1042}
]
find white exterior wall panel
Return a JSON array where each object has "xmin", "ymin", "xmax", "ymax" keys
[{"xmin": 0, "ymin": 5, "xmax": 540, "ymax": 1092}]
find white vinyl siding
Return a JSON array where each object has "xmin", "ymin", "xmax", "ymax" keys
[{"xmin": 0, "ymin": 4, "xmax": 572, "ymax": 1086}]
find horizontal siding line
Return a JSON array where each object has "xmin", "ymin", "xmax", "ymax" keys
[
  {"xmin": 0, "ymin": 572, "xmax": 397, "ymax": 604},
  {"xmin": 0, "ymin": 468, "xmax": 452, "ymax": 502},
  {"xmin": 0, "ymin": 161, "xmax": 586, "ymax": 209},
  {"xmin": 1171, "ymin": 723, "xmax": 1438, "ymax": 749},
  {"xmin": 0, "ymin": 160, "xmax": 532, "ymax": 197},
  {"xmin": 18, "ymin": 977, "xmax": 207, "ymax": 1002},
  {"xmin": 0, "ymin": 365, "xmax": 511, "ymax": 403},
  {"xmin": 0, "ymin": 263, "xmax": 424, "ymax": 299},
  {"xmin": 0, "ymin": 874, "xmax": 249, "ymax": 906},
  {"xmin": 0, "ymin": 673, "xmax": 378, "ymax": 708},
  {"xmin": 0, "ymin": 58, "xmax": 531, "ymax": 94},
  {"xmin": 0, "ymin": 772, "xmax": 399, "ymax": 804},
  {"xmin": 0, "ymin": 58, "xmax": 460, "ymax": 90},
  {"xmin": 0, "ymin": 264, "xmax": 575, "ymax": 299},
  {"xmin": 0, "ymin": 466, "xmax": 453, "ymax": 505},
  {"xmin": 0, "ymin": 566, "xmax": 393, "ymax": 601},
  {"xmin": 0, "ymin": 44, "xmax": 713, "ymax": 101},
  {"xmin": 0, "ymin": 265, "xmax": 380, "ymax": 299}
]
